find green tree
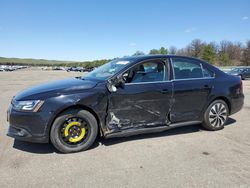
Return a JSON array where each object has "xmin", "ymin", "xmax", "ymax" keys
[
  {"xmin": 133, "ymin": 51, "xmax": 145, "ymax": 56},
  {"xmin": 218, "ymin": 52, "xmax": 230, "ymax": 66},
  {"xmin": 149, "ymin": 49, "xmax": 160, "ymax": 54},
  {"xmin": 201, "ymin": 44, "xmax": 216, "ymax": 64},
  {"xmin": 159, "ymin": 47, "xmax": 168, "ymax": 54}
]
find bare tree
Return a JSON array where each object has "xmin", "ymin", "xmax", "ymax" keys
[
  {"xmin": 219, "ymin": 40, "xmax": 242, "ymax": 60},
  {"xmin": 176, "ymin": 48, "xmax": 186, "ymax": 56},
  {"xmin": 242, "ymin": 41, "xmax": 250, "ymax": 66},
  {"xmin": 219, "ymin": 40, "xmax": 229, "ymax": 53},
  {"xmin": 169, "ymin": 46, "xmax": 177, "ymax": 54},
  {"xmin": 189, "ymin": 39, "xmax": 204, "ymax": 57},
  {"xmin": 176, "ymin": 48, "xmax": 191, "ymax": 56}
]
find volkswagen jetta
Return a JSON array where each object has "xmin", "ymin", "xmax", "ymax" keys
[{"xmin": 7, "ymin": 55, "xmax": 244, "ymax": 153}]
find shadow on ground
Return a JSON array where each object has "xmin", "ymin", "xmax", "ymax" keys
[
  {"xmin": 13, "ymin": 140, "xmax": 55, "ymax": 154},
  {"xmin": 12, "ymin": 117, "xmax": 236, "ymax": 154}
]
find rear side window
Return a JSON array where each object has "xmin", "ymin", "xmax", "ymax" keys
[{"xmin": 172, "ymin": 58, "xmax": 203, "ymax": 79}]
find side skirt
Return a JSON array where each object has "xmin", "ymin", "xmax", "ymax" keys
[{"xmin": 104, "ymin": 121, "xmax": 201, "ymax": 138}]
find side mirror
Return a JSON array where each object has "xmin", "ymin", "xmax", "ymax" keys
[
  {"xmin": 106, "ymin": 80, "xmax": 117, "ymax": 92},
  {"xmin": 115, "ymin": 74, "xmax": 125, "ymax": 88},
  {"xmin": 106, "ymin": 75, "xmax": 125, "ymax": 93}
]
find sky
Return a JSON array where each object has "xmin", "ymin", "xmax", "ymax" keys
[{"xmin": 0, "ymin": 0, "xmax": 249, "ymax": 61}]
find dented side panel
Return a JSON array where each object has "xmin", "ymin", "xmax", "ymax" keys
[{"xmin": 106, "ymin": 82, "xmax": 173, "ymax": 134}]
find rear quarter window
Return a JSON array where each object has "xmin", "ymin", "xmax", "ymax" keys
[{"xmin": 203, "ymin": 66, "xmax": 215, "ymax": 78}]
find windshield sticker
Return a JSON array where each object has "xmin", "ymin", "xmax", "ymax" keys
[{"xmin": 116, "ymin": 61, "xmax": 130, "ymax": 65}]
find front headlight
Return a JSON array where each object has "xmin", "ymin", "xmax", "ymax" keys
[{"xmin": 12, "ymin": 100, "xmax": 44, "ymax": 112}]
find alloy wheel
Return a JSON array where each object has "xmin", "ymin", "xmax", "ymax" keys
[{"xmin": 209, "ymin": 102, "xmax": 228, "ymax": 127}]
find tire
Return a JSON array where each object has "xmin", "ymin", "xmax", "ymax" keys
[
  {"xmin": 50, "ymin": 109, "xmax": 98, "ymax": 153},
  {"xmin": 202, "ymin": 100, "xmax": 229, "ymax": 131}
]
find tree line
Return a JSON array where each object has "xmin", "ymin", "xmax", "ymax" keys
[
  {"xmin": 0, "ymin": 56, "xmax": 110, "ymax": 68},
  {"xmin": 133, "ymin": 39, "xmax": 250, "ymax": 66},
  {"xmin": 1, "ymin": 39, "xmax": 249, "ymax": 68}
]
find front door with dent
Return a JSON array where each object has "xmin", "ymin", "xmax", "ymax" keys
[{"xmin": 107, "ymin": 59, "xmax": 173, "ymax": 130}]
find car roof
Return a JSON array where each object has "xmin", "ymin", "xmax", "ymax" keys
[{"xmin": 119, "ymin": 55, "xmax": 206, "ymax": 63}]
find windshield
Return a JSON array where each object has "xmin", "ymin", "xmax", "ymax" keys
[{"xmin": 84, "ymin": 59, "xmax": 132, "ymax": 80}]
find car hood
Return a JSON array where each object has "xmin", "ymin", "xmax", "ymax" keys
[{"xmin": 14, "ymin": 78, "xmax": 99, "ymax": 100}]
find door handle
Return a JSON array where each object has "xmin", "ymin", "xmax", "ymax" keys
[{"xmin": 161, "ymin": 89, "xmax": 169, "ymax": 94}]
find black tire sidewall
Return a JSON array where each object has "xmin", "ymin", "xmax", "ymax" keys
[
  {"xmin": 50, "ymin": 109, "xmax": 98, "ymax": 153},
  {"xmin": 240, "ymin": 75, "xmax": 244, "ymax": 80},
  {"xmin": 202, "ymin": 100, "xmax": 229, "ymax": 131}
]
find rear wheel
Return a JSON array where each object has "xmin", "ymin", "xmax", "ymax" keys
[
  {"xmin": 50, "ymin": 109, "xmax": 98, "ymax": 153},
  {"xmin": 202, "ymin": 100, "xmax": 229, "ymax": 131}
]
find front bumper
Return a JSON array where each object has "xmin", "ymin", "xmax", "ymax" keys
[
  {"xmin": 7, "ymin": 125, "xmax": 48, "ymax": 143},
  {"xmin": 6, "ymin": 106, "xmax": 50, "ymax": 143}
]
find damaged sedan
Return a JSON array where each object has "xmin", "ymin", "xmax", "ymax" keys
[{"xmin": 7, "ymin": 55, "xmax": 244, "ymax": 153}]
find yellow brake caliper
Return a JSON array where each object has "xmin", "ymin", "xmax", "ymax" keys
[{"xmin": 64, "ymin": 122, "xmax": 86, "ymax": 143}]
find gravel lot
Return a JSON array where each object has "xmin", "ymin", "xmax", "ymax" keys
[{"xmin": 0, "ymin": 68, "xmax": 250, "ymax": 188}]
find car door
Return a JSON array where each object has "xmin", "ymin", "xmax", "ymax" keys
[
  {"xmin": 106, "ymin": 59, "xmax": 173, "ymax": 130},
  {"xmin": 170, "ymin": 57, "xmax": 214, "ymax": 122}
]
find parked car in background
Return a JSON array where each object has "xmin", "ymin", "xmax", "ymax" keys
[
  {"xmin": 52, "ymin": 66, "xmax": 64, "ymax": 71},
  {"xmin": 0, "ymin": 65, "xmax": 28, "ymax": 72},
  {"xmin": 228, "ymin": 67, "xmax": 250, "ymax": 80},
  {"xmin": 3, "ymin": 66, "xmax": 15, "ymax": 71},
  {"xmin": 7, "ymin": 55, "xmax": 244, "ymax": 153},
  {"xmin": 66, "ymin": 67, "xmax": 84, "ymax": 72},
  {"xmin": 84, "ymin": 67, "xmax": 95, "ymax": 72},
  {"xmin": 66, "ymin": 67, "xmax": 95, "ymax": 72}
]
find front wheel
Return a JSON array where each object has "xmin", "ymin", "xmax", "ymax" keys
[
  {"xmin": 202, "ymin": 100, "xmax": 229, "ymax": 131},
  {"xmin": 50, "ymin": 109, "xmax": 98, "ymax": 153}
]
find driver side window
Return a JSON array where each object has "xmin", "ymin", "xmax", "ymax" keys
[{"xmin": 124, "ymin": 60, "xmax": 166, "ymax": 83}]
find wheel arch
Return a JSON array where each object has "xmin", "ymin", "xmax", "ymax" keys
[{"xmin": 207, "ymin": 96, "xmax": 231, "ymax": 114}]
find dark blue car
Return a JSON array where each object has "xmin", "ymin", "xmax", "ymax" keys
[
  {"xmin": 228, "ymin": 67, "xmax": 250, "ymax": 80},
  {"xmin": 7, "ymin": 55, "xmax": 244, "ymax": 153}
]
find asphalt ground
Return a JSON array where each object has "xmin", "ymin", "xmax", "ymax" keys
[{"xmin": 0, "ymin": 68, "xmax": 250, "ymax": 187}]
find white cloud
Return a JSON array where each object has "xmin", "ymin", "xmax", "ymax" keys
[
  {"xmin": 185, "ymin": 27, "xmax": 196, "ymax": 33},
  {"xmin": 129, "ymin": 42, "xmax": 137, "ymax": 46},
  {"xmin": 241, "ymin": 16, "xmax": 249, "ymax": 20}
]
